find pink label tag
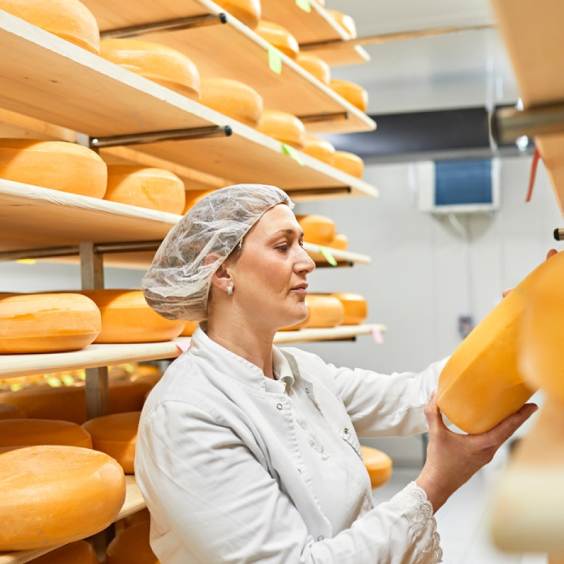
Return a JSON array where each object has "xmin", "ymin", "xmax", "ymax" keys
[
  {"xmin": 369, "ymin": 325, "xmax": 384, "ymax": 344},
  {"xmin": 175, "ymin": 339, "xmax": 191, "ymax": 353}
]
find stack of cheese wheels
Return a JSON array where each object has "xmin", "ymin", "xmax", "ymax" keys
[
  {"xmin": 331, "ymin": 233, "xmax": 348, "ymax": 251},
  {"xmin": 82, "ymin": 412, "xmax": 140, "ymax": 474},
  {"xmin": 200, "ymin": 78, "xmax": 263, "ymax": 128},
  {"xmin": 100, "ymin": 39, "xmax": 201, "ymax": 101},
  {"xmin": 326, "ymin": 9, "xmax": 357, "ymax": 39},
  {"xmin": 0, "ymin": 445, "xmax": 125, "ymax": 550},
  {"xmin": 304, "ymin": 295, "xmax": 344, "ymax": 328},
  {"xmin": 360, "ymin": 446, "xmax": 392, "ymax": 489},
  {"xmin": 183, "ymin": 189, "xmax": 214, "ymax": 215},
  {"xmin": 255, "ymin": 20, "xmax": 299, "ymax": 59},
  {"xmin": 296, "ymin": 54, "xmax": 330, "ymax": 85},
  {"xmin": 0, "ymin": 0, "xmax": 100, "ymax": 54},
  {"xmin": 303, "ymin": 136, "xmax": 335, "ymax": 165},
  {"xmin": 330, "ymin": 80, "xmax": 368, "ymax": 113},
  {"xmin": 296, "ymin": 214, "xmax": 336, "ymax": 246},
  {"xmin": 106, "ymin": 522, "xmax": 159, "ymax": 564},
  {"xmin": 0, "ymin": 419, "xmax": 93, "ymax": 448},
  {"xmin": 436, "ymin": 253, "xmax": 564, "ymax": 434},
  {"xmin": 0, "ymin": 139, "xmax": 107, "ymax": 198},
  {"xmin": 214, "ymin": 0, "xmax": 261, "ymax": 28},
  {"xmin": 258, "ymin": 111, "xmax": 306, "ymax": 150},
  {"xmin": 181, "ymin": 320, "xmax": 198, "ymax": 336},
  {"xmin": 332, "ymin": 293, "xmax": 368, "ymax": 325},
  {"xmin": 28, "ymin": 541, "xmax": 100, "ymax": 564},
  {"xmin": 0, "ymin": 293, "xmax": 101, "ymax": 354},
  {"xmin": 334, "ymin": 151, "xmax": 364, "ymax": 179},
  {"xmin": 0, "ymin": 403, "xmax": 26, "ymax": 419},
  {"xmin": 105, "ymin": 166, "xmax": 186, "ymax": 215},
  {"xmin": 80, "ymin": 290, "xmax": 185, "ymax": 343}
]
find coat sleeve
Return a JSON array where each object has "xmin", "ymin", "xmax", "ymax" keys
[{"xmin": 135, "ymin": 400, "xmax": 442, "ymax": 564}]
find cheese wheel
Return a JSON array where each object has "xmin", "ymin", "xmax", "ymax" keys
[
  {"xmin": 330, "ymin": 80, "xmax": 368, "ymax": 112},
  {"xmin": 0, "ymin": 293, "xmax": 101, "ymax": 354},
  {"xmin": 304, "ymin": 295, "xmax": 344, "ymax": 328},
  {"xmin": 333, "ymin": 151, "xmax": 364, "ymax": 179},
  {"xmin": 80, "ymin": 290, "xmax": 185, "ymax": 343},
  {"xmin": 326, "ymin": 9, "xmax": 357, "ymax": 39},
  {"xmin": 105, "ymin": 166, "xmax": 186, "ymax": 215},
  {"xmin": 108, "ymin": 381, "xmax": 153, "ymax": 414},
  {"xmin": 0, "ymin": 0, "xmax": 100, "ymax": 54},
  {"xmin": 200, "ymin": 78, "xmax": 263, "ymax": 128},
  {"xmin": 332, "ymin": 293, "xmax": 368, "ymax": 326},
  {"xmin": 82, "ymin": 412, "xmax": 140, "ymax": 474},
  {"xmin": 360, "ymin": 446, "xmax": 392, "ymax": 489},
  {"xmin": 0, "ymin": 139, "xmax": 107, "ymax": 198},
  {"xmin": 303, "ymin": 136, "xmax": 335, "ymax": 165},
  {"xmin": 214, "ymin": 0, "xmax": 261, "ymax": 29},
  {"xmin": 181, "ymin": 321, "xmax": 198, "ymax": 336},
  {"xmin": 100, "ymin": 39, "xmax": 201, "ymax": 101},
  {"xmin": 0, "ymin": 445, "xmax": 125, "ymax": 550},
  {"xmin": 330, "ymin": 233, "xmax": 348, "ymax": 251},
  {"xmin": 183, "ymin": 189, "xmax": 214, "ymax": 215},
  {"xmin": 296, "ymin": 214, "xmax": 336, "ymax": 246},
  {"xmin": 258, "ymin": 110, "xmax": 306, "ymax": 150},
  {"xmin": 123, "ymin": 508, "xmax": 150, "ymax": 529},
  {"xmin": 255, "ymin": 20, "xmax": 299, "ymax": 60},
  {"xmin": 279, "ymin": 317, "xmax": 309, "ymax": 332},
  {"xmin": 0, "ymin": 419, "xmax": 92, "ymax": 449},
  {"xmin": 437, "ymin": 254, "xmax": 564, "ymax": 434},
  {"xmin": 107, "ymin": 522, "xmax": 159, "ymax": 564},
  {"xmin": 0, "ymin": 403, "xmax": 26, "ymax": 419},
  {"xmin": 28, "ymin": 540, "xmax": 99, "ymax": 564},
  {"xmin": 296, "ymin": 54, "xmax": 330, "ymax": 85}
]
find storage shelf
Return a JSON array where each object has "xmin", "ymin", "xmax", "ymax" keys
[
  {"xmin": 274, "ymin": 324, "xmax": 386, "ymax": 345},
  {"xmin": 0, "ymin": 476, "xmax": 144, "ymax": 564}
]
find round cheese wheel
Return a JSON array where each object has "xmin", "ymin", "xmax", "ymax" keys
[
  {"xmin": 295, "ymin": 214, "xmax": 336, "ymax": 246},
  {"xmin": 0, "ymin": 403, "xmax": 26, "ymax": 419},
  {"xmin": 303, "ymin": 136, "xmax": 335, "ymax": 165},
  {"xmin": 214, "ymin": 0, "xmax": 261, "ymax": 29},
  {"xmin": 332, "ymin": 293, "xmax": 368, "ymax": 326},
  {"xmin": 82, "ymin": 412, "xmax": 140, "ymax": 474},
  {"xmin": 304, "ymin": 295, "xmax": 344, "ymax": 328},
  {"xmin": 360, "ymin": 446, "xmax": 392, "ymax": 489},
  {"xmin": 123, "ymin": 508, "xmax": 150, "ymax": 529},
  {"xmin": 258, "ymin": 111, "xmax": 306, "ymax": 150},
  {"xmin": 183, "ymin": 189, "xmax": 214, "ymax": 215},
  {"xmin": 200, "ymin": 78, "xmax": 263, "ymax": 129},
  {"xmin": 330, "ymin": 80, "xmax": 368, "ymax": 112},
  {"xmin": 100, "ymin": 39, "xmax": 201, "ymax": 101},
  {"xmin": 0, "ymin": 293, "xmax": 101, "ymax": 354},
  {"xmin": 296, "ymin": 53, "xmax": 330, "ymax": 85},
  {"xmin": 326, "ymin": 9, "xmax": 357, "ymax": 39},
  {"xmin": 107, "ymin": 522, "xmax": 159, "ymax": 564},
  {"xmin": 0, "ymin": 445, "xmax": 125, "ymax": 550},
  {"xmin": 278, "ymin": 317, "xmax": 309, "ymax": 331},
  {"xmin": 0, "ymin": 0, "xmax": 100, "ymax": 54},
  {"xmin": 255, "ymin": 20, "xmax": 299, "ymax": 60},
  {"xmin": 180, "ymin": 320, "xmax": 198, "ymax": 336},
  {"xmin": 28, "ymin": 540, "xmax": 99, "ymax": 564},
  {"xmin": 105, "ymin": 166, "xmax": 186, "ymax": 215},
  {"xmin": 333, "ymin": 151, "xmax": 364, "ymax": 179},
  {"xmin": 0, "ymin": 139, "xmax": 107, "ymax": 198},
  {"xmin": 0, "ymin": 419, "xmax": 92, "ymax": 449},
  {"xmin": 80, "ymin": 290, "xmax": 185, "ymax": 343},
  {"xmin": 330, "ymin": 233, "xmax": 348, "ymax": 251}
]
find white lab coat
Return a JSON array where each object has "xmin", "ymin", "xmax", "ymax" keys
[{"xmin": 135, "ymin": 327, "xmax": 445, "ymax": 564}]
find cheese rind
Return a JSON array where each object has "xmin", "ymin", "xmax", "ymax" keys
[
  {"xmin": 0, "ymin": 419, "xmax": 93, "ymax": 449},
  {"xmin": 332, "ymin": 293, "xmax": 368, "ymax": 325},
  {"xmin": 330, "ymin": 233, "xmax": 348, "ymax": 251},
  {"xmin": 0, "ymin": 403, "xmax": 26, "ymax": 419},
  {"xmin": 360, "ymin": 446, "xmax": 392, "ymax": 489},
  {"xmin": 180, "ymin": 321, "xmax": 198, "ymax": 336},
  {"xmin": 107, "ymin": 522, "xmax": 159, "ymax": 564},
  {"xmin": 329, "ymin": 80, "xmax": 368, "ymax": 112},
  {"xmin": 326, "ymin": 9, "xmax": 357, "ymax": 39},
  {"xmin": 296, "ymin": 54, "xmax": 330, "ymax": 85},
  {"xmin": 255, "ymin": 20, "xmax": 299, "ymax": 60},
  {"xmin": 183, "ymin": 190, "xmax": 214, "ymax": 215},
  {"xmin": 333, "ymin": 151, "xmax": 364, "ymax": 179},
  {"xmin": 28, "ymin": 540, "xmax": 100, "ymax": 564},
  {"xmin": 304, "ymin": 295, "xmax": 344, "ymax": 328},
  {"xmin": 303, "ymin": 136, "xmax": 335, "ymax": 165},
  {"xmin": 258, "ymin": 111, "xmax": 306, "ymax": 150},
  {"xmin": 214, "ymin": 0, "xmax": 261, "ymax": 29},
  {"xmin": 296, "ymin": 214, "xmax": 336, "ymax": 246}
]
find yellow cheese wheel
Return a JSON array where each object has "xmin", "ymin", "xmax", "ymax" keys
[
  {"xmin": 360, "ymin": 446, "xmax": 392, "ymax": 489},
  {"xmin": 183, "ymin": 189, "xmax": 214, "ymax": 215},
  {"xmin": 304, "ymin": 295, "xmax": 344, "ymax": 328},
  {"xmin": 0, "ymin": 419, "xmax": 92, "ymax": 449},
  {"xmin": 331, "ymin": 293, "xmax": 368, "ymax": 326},
  {"xmin": 0, "ymin": 139, "xmax": 107, "ymax": 198},
  {"xmin": 0, "ymin": 0, "xmax": 100, "ymax": 54},
  {"xmin": 0, "ymin": 293, "xmax": 101, "ymax": 354},
  {"xmin": 105, "ymin": 166, "xmax": 186, "ymax": 215},
  {"xmin": 100, "ymin": 39, "xmax": 201, "ymax": 101},
  {"xmin": 214, "ymin": 0, "xmax": 261, "ymax": 29},
  {"xmin": 303, "ymin": 136, "xmax": 335, "ymax": 165},
  {"xmin": 258, "ymin": 110, "xmax": 306, "ymax": 150},
  {"xmin": 330, "ymin": 233, "xmax": 348, "ymax": 251},
  {"xmin": 107, "ymin": 522, "xmax": 159, "ymax": 564},
  {"xmin": 200, "ymin": 78, "xmax": 263, "ymax": 128},
  {"xmin": 330, "ymin": 80, "xmax": 368, "ymax": 113},
  {"xmin": 80, "ymin": 290, "xmax": 185, "ymax": 343},
  {"xmin": 123, "ymin": 508, "xmax": 150, "ymax": 529},
  {"xmin": 82, "ymin": 412, "xmax": 140, "ymax": 474},
  {"xmin": 255, "ymin": 20, "xmax": 299, "ymax": 60},
  {"xmin": 28, "ymin": 540, "xmax": 99, "ymax": 564},
  {"xmin": 296, "ymin": 214, "xmax": 336, "ymax": 246},
  {"xmin": 180, "ymin": 320, "xmax": 198, "ymax": 336},
  {"xmin": 0, "ymin": 445, "xmax": 125, "ymax": 550},
  {"xmin": 333, "ymin": 151, "xmax": 364, "ymax": 179},
  {"xmin": 279, "ymin": 317, "xmax": 309, "ymax": 331},
  {"xmin": 326, "ymin": 9, "xmax": 357, "ymax": 39},
  {"xmin": 296, "ymin": 53, "xmax": 330, "ymax": 85},
  {"xmin": 0, "ymin": 403, "xmax": 26, "ymax": 419}
]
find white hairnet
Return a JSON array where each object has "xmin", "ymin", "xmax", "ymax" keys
[{"xmin": 143, "ymin": 184, "xmax": 293, "ymax": 322}]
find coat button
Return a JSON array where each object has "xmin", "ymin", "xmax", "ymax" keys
[
  {"xmin": 344, "ymin": 428, "xmax": 350, "ymax": 434},
  {"xmin": 277, "ymin": 403, "xmax": 283, "ymax": 410},
  {"xmin": 317, "ymin": 536, "xmax": 324, "ymax": 541},
  {"xmin": 305, "ymin": 387, "xmax": 309, "ymax": 394}
]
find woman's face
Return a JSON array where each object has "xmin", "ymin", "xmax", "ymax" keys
[{"xmin": 227, "ymin": 204, "xmax": 316, "ymax": 331}]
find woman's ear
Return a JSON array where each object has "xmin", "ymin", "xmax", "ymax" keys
[{"xmin": 206, "ymin": 254, "xmax": 233, "ymax": 293}]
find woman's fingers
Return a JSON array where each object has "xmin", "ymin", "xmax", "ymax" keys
[
  {"xmin": 502, "ymin": 289, "xmax": 512, "ymax": 298},
  {"xmin": 547, "ymin": 249, "xmax": 558, "ymax": 260},
  {"xmin": 479, "ymin": 403, "xmax": 538, "ymax": 448},
  {"xmin": 425, "ymin": 392, "xmax": 448, "ymax": 435}
]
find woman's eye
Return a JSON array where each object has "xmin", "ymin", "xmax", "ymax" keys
[{"xmin": 277, "ymin": 245, "xmax": 288, "ymax": 252}]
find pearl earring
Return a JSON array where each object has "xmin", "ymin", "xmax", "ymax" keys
[{"xmin": 227, "ymin": 284, "xmax": 233, "ymax": 295}]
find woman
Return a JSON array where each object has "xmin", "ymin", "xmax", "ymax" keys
[{"xmin": 136, "ymin": 184, "xmax": 536, "ymax": 564}]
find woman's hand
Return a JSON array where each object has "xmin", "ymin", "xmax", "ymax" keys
[
  {"xmin": 415, "ymin": 393, "xmax": 537, "ymax": 512},
  {"xmin": 502, "ymin": 249, "xmax": 558, "ymax": 297}
]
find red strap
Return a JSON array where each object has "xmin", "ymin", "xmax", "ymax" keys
[{"xmin": 526, "ymin": 147, "xmax": 541, "ymax": 203}]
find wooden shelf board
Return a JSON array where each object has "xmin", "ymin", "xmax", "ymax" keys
[
  {"xmin": 274, "ymin": 324, "xmax": 386, "ymax": 344},
  {"xmin": 304, "ymin": 44, "xmax": 371, "ymax": 68}
]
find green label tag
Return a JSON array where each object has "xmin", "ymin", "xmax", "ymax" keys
[
  {"xmin": 267, "ymin": 46, "xmax": 282, "ymax": 74},
  {"xmin": 281, "ymin": 143, "xmax": 305, "ymax": 165},
  {"xmin": 296, "ymin": 0, "xmax": 311, "ymax": 12},
  {"xmin": 318, "ymin": 246, "xmax": 338, "ymax": 266}
]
